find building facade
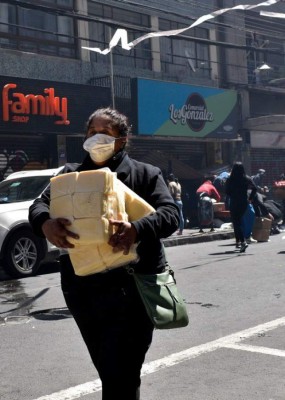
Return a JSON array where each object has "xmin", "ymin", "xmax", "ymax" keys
[
  {"xmin": 215, "ymin": 0, "xmax": 285, "ymax": 186},
  {"xmin": 0, "ymin": 0, "xmax": 284, "ymax": 193}
]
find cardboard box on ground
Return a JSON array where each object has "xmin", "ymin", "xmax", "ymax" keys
[
  {"xmin": 252, "ymin": 217, "xmax": 272, "ymax": 242},
  {"xmin": 213, "ymin": 202, "xmax": 225, "ymax": 212}
]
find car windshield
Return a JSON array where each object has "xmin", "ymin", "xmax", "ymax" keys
[{"xmin": 0, "ymin": 176, "xmax": 52, "ymax": 203}]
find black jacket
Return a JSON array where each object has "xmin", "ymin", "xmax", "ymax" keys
[
  {"xmin": 225, "ymin": 175, "xmax": 257, "ymax": 212},
  {"xmin": 29, "ymin": 151, "xmax": 179, "ymax": 278}
]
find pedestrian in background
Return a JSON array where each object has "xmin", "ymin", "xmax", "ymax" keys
[
  {"xmin": 213, "ymin": 171, "xmax": 230, "ymax": 203},
  {"xmin": 196, "ymin": 176, "xmax": 221, "ymax": 233},
  {"xmin": 251, "ymin": 168, "xmax": 266, "ymax": 193},
  {"xmin": 29, "ymin": 107, "xmax": 180, "ymax": 400},
  {"xmin": 168, "ymin": 174, "xmax": 184, "ymax": 235},
  {"xmin": 226, "ymin": 161, "xmax": 257, "ymax": 252},
  {"xmin": 196, "ymin": 176, "xmax": 221, "ymax": 202},
  {"xmin": 275, "ymin": 173, "xmax": 285, "ymax": 230}
]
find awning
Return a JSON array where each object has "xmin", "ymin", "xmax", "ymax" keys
[
  {"xmin": 200, "ymin": 164, "xmax": 231, "ymax": 177},
  {"xmin": 245, "ymin": 115, "xmax": 285, "ymax": 132}
]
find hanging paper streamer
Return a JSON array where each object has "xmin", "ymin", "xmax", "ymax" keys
[
  {"xmin": 83, "ymin": 29, "xmax": 132, "ymax": 55},
  {"xmin": 82, "ymin": 0, "xmax": 280, "ymax": 55},
  {"xmin": 260, "ymin": 11, "xmax": 285, "ymax": 18}
]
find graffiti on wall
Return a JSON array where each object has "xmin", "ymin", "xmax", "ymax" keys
[
  {"xmin": 0, "ymin": 149, "xmax": 48, "ymax": 180},
  {"xmin": 0, "ymin": 149, "xmax": 30, "ymax": 180}
]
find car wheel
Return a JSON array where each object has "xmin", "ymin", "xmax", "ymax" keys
[{"xmin": 3, "ymin": 229, "xmax": 46, "ymax": 278}]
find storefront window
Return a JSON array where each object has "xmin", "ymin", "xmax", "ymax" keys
[
  {"xmin": 88, "ymin": 2, "xmax": 152, "ymax": 70},
  {"xmin": 0, "ymin": 2, "xmax": 76, "ymax": 58},
  {"xmin": 159, "ymin": 19, "xmax": 210, "ymax": 78}
]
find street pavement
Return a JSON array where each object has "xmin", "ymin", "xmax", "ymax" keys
[
  {"xmin": 0, "ymin": 225, "xmax": 235, "ymax": 281},
  {"xmin": 2, "ymin": 234, "xmax": 285, "ymax": 400},
  {"xmin": 1, "ymin": 230, "xmax": 285, "ymax": 400}
]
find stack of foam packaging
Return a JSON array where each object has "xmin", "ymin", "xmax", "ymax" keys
[{"xmin": 50, "ymin": 168, "xmax": 155, "ymax": 276}]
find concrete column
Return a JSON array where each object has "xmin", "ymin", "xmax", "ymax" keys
[
  {"xmin": 150, "ymin": 16, "xmax": 161, "ymax": 72},
  {"xmin": 75, "ymin": 0, "xmax": 90, "ymax": 61},
  {"xmin": 209, "ymin": 29, "xmax": 219, "ymax": 85}
]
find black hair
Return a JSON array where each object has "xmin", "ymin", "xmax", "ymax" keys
[
  {"xmin": 229, "ymin": 161, "xmax": 246, "ymax": 181},
  {"xmin": 86, "ymin": 107, "xmax": 131, "ymax": 137}
]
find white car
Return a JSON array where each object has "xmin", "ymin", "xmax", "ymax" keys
[{"xmin": 0, "ymin": 167, "xmax": 64, "ymax": 278}]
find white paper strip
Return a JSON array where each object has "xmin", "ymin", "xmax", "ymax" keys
[
  {"xmin": 82, "ymin": 0, "xmax": 280, "ymax": 55},
  {"xmin": 82, "ymin": 28, "xmax": 132, "ymax": 55},
  {"xmin": 260, "ymin": 10, "xmax": 285, "ymax": 18},
  {"xmin": 130, "ymin": 0, "xmax": 280, "ymax": 48}
]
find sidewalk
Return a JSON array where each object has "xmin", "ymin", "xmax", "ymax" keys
[{"xmin": 163, "ymin": 226, "xmax": 235, "ymax": 247}]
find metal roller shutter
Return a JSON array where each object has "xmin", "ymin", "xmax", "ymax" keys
[{"xmin": 0, "ymin": 135, "xmax": 49, "ymax": 181}]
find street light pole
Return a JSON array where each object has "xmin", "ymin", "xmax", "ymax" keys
[{"xmin": 109, "ymin": 27, "xmax": 115, "ymax": 109}]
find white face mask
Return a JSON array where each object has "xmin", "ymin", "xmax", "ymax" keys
[{"xmin": 83, "ymin": 134, "xmax": 116, "ymax": 163}]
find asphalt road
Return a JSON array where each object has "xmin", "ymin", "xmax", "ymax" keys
[{"xmin": 1, "ymin": 235, "xmax": 285, "ymax": 400}]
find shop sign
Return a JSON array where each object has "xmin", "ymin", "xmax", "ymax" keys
[
  {"xmin": 132, "ymin": 78, "xmax": 238, "ymax": 139},
  {"xmin": 2, "ymin": 84, "xmax": 69, "ymax": 125},
  {"xmin": 0, "ymin": 76, "xmax": 110, "ymax": 134},
  {"xmin": 169, "ymin": 93, "xmax": 214, "ymax": 131}
]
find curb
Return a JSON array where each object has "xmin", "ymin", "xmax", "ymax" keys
[{"xmin": 163, "ymin": 230, "xmax": 235, "ymax": 248}]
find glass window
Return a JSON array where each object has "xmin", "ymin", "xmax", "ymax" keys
[
  {"xmin": 0, "ymin": 3, "xmax": 16, "ymax": 34},
  {"xmin": 0, "ymin": 3, "xmax": 16, "ymax": 47},
  {"xmin": 18, "ymin": 8, "xmax": 57, "ymax": 40},
  {"xmin": 88, "ymin": 2, "xmax": 152, "ymax": 70},
  {"xmin": 246, "ymin": 31, "xmax": 285, "ymax": 84},
  {"xmin": 246, "ymin": 12, "xmax": 285, "ymax": 84},
  {"xmin": 88, "ymin": 21, "xmax": 109, "ymax": 65},
  {"xmin": 0, "ymin": 176, "xmax": 52, "ymax": 203},
  {"xmin": 57, "ymin": 0, "xmax": 73, "ymax": 7},
  {"xmin": 159, "ymin": 19, "xmax": 210, "ymax": 78},
  {"xmin": 0, "ymin": 2, "xmax": 76, "ymax": 58},
  {"xmin": 37, "ymin": 0, "xmax": 73, "ymax": 7}
]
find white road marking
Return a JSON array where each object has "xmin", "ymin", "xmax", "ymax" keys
[
  {"xmin": 33, "ymin": 381, "xmax": 103, "ymax": 400},
  {"xmin": 224, "ymin": 343, "xmax": 285, "ymax": 358},
  {"xmin": 33, "ymin": 316, "xmax": 285, "ymax": 400}
]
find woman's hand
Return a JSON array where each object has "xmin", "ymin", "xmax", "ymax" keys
[
  {"xmin": 108, "ymin": 219, "xmax": 137, "ymax": 255},
  {"xmin": 42, "ymin": 218, "xmax": 79, "ymax": 249}
]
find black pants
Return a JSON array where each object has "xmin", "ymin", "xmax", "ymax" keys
[
  {"xmin": 230, "ymin": 206, "xmax": 247, "ymax": 243},
  {"xmin": 61, "ymin": 260, "xmax": 154, "ymax": 400}
]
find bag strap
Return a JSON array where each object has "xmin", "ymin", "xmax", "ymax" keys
[
  {"xmin": 125, "ymin": 243, "xmax": 175, "ymax": 281},
  {"xmin": 161, "ymin": 243, "xmax": 176, "ymax": 279}
]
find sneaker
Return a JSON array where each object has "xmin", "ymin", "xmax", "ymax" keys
[
  {"xmin": 246, "ymin": 236, "xmax": 257, "ymax": 244},
  {"xmin": 236, "ymin": 242, "xmax": 241, "ymax": 248},
  {"xmin": 240, "ymin": 242, "xmax": 248, "ymax": 253}
]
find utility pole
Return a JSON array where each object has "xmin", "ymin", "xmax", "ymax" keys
[{"xmin": 109, "ymin": 27, "xmax": 115, "ymax": 109}]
